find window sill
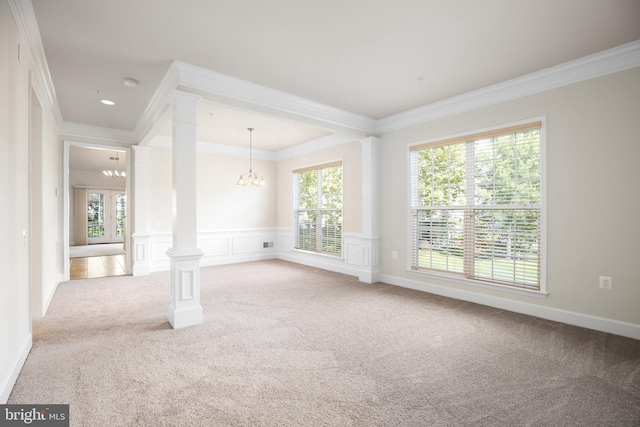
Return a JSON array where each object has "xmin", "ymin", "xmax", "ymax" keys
[{"xmin": 406, "ymin": 268, "xmax": 548, "ymax": 299}]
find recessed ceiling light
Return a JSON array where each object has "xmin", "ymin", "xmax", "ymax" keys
[
  {"xmin": 100, "ymin": 99, "xmax": 115, "ymax": 106},
  {"xmin": 123, "ymin": 78, "xmax": 139, "ymax": 87}
]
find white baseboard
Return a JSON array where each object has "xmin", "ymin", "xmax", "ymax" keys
[
  {"xmin": 42, "ymin": 278, "xmax": 61, "ymax": 316},
  {"xmin": 132, "ymin": 264, "xmax": 151, "ymax": 276},
  {"xmin": 277, "ymin": 251, "xmax": 361, "ymax": 278},
  {"xmin": 0, "ymin": 334, "xmax": 32, "ymax": 404},
  {"xmin": 380, "ymin": 274, "xmax": 640, "ymax": 341}
]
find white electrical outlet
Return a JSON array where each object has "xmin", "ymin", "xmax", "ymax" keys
[
  {"xmin": 599, "ymin": 276, "xmax": 612, "ymax": 290},
  {"xmin": 392, "ymin": 251, "xmax": 398, "ymax": 260}
]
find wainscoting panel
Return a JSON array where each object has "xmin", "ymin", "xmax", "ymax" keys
[
  {"xmin": 277, "ymin": 229, "xmax": 364, "ymax": 278},
  {"xmin": 232, "ymin": 236, "xmax": 262, "ymax": 254},
  {"xmin": 200, "ymin": 238, "xmax": 229, "ymax": 257},
  {"xmin": 346, "ymin": 242, "xmax": 362, "ymax": 266},
  {"xmin": 148, "ymin": 229, "xmax": 277, "ymax": 272}
]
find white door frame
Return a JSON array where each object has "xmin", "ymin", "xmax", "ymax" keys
[{"xmin": 63, "ymin": 140, "xmax": 131, "ymax": 281}]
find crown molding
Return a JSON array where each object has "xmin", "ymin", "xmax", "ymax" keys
[
  {"xmin": 199, "ymin": 141, "xmax": 275, "ymax": 160},
  {"xmin": 59, "ymin": 122, "xmax": 137, "ymax": 144},
  {"xmin": 275, "ymin": 134, "xmax": 357, "ymax": 160},
  {"xmin": 8, "ymin": 0, "xmax": 63, "ymax": 125},
  {"xmin": 134, "ymin": 61, "xmax": 180, "ymax": 144},
  {"xmin": 376, "ymin": 39, "xmax": 640, "ymax": 133},
  {"xmin": 174, "ymin": 61, "xmax": 377, "ymax": 136},
  {"xmin": 149, "ymin": 135, "xmax": 277, "ymax": 160},
  {"xmin": 147, "ymin": 133, "xmax": 357, "ymax": 161}
]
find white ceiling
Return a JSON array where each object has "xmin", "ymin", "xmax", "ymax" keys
[
  {"xmin": 69, "ymin": 145, "xmax": 127, "ymax": 172},
  {"xmin": 157, "ymin": 102, "xmax": 332, "ymax": 151},
  {"xmin": 32, "ymin": 0, "xmax": 640, "ymax": 151}
]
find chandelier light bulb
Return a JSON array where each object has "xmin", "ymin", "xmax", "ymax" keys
[
  {"xmin": 236, "ymin": 128, "xmax": 265, "ymax": 188},
  {"xmin": 102, "ymin": 151, "xmax": 125, "ymax": 178}
]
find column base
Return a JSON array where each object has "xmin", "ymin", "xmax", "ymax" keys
[
  {"xmin": 131, "ymin": 233, "xmax": 151, "ymax": 276},
  {"xmin": 166, "ymin": 247, "xmax": 204, "ymax": 329},
  {"xmin": 359, "ymin": 270, "xmax": 380, "ymax": 284},
  {"xmin": 359, "ymin": 236, "xmax": 380, "ymax": 284},
  {"xmin": 167, "ymin": 304, "xmax": 203, "ymax": 329}
]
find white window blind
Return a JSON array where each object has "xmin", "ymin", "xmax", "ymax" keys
[
  {"xmin": 293, "ymin": 161, "xmax": 343, "ymax": 257},
  {"xmin": 410, "ymin": 122, "xmax": 542, "ymax": 290}
]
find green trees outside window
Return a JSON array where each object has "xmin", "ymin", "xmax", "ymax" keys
[
  {"xmin": 87, "ymin": 193, "xmax": 105, "ymax": 238},
  {"xmin": 411, "ymin": 123, "xmax": 542, "ymax": 290},
  {"xmin": 116, "ymin": 194, "xmax": 126, "ymax": 237},
  {"xmin": 293, "ymin": 162, "xmax": 343, "ymax": 257}
]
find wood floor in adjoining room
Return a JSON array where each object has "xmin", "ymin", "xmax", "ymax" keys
[{"xmin": 70, "ymin": 255, "xmax": 126, "ymax": 279}]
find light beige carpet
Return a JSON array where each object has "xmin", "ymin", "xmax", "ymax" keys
[{"xmin": 9, "ymin": 260, "xmax": 640, "ymax": 426}]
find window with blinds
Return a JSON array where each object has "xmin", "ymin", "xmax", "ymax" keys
[
  {"xmin": 410, "ymin": 122, "xmax": 543, "ymax": 290},
  {"xmin": 293, "ymin": 161, "xmax": 343, "ymax": 257}
]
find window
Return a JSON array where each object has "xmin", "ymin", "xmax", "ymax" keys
[
  {"xmin": 87, "ymin": 192, "xmax": 105, "ymax": 238},
  {"xmin": 86, "ymin": 190, "xmax": 126, "ymax": 244},
  {"xmin": 293, "ymin": 161, "xmax": 343, "ymax": 257},
  {"xmin": 116, "ymin": 194, "xmax": 126, "ymax": 237},
  {"xmin": 410, "ymin": 122, "xmax": 543, "ymax": 291}
]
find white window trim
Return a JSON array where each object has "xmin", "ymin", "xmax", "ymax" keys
[
  {"xmin": 292, "ymin": 158, "xmax": 344, "ymax": 259},
  {"xmin": 406, "ymin": 117, "xmax": 547, "ymax": 296}
]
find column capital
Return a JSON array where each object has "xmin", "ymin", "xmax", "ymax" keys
[
  {"xmin": 359, "ymin": 136, "xmax": 381, "ymax": 144},
  {"xmin": 170, "ymin": 90, "xmax": 202, "ymax": 125},
  {"xmin": 132, "ymin": 145, "xmax": 149, "ymax": 163},
  {"xmin": 360, "ymin": 136, "xmax": 381, "ymax": 158},
  {"xmin": 169, "ymin": 89, "xmax": 203, "ymax": 105}
]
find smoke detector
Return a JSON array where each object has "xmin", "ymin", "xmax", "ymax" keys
[{"xmin": 123, "ymin": 78, "xmax": 139, "ymax": 88}]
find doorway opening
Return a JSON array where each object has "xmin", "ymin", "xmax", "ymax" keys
[
  {"xmin": 63, "ymin": 143, "xmax": 131, "ymax": 281},
  {"xmin": 70, "ymin": 189, "xmax": 127, "ymax": 279}
]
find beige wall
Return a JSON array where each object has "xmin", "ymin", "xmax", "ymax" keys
[
  {"xmin": 379, "ymin": 67, "xmax": 640, "ymax": 325},
  {"xmin": 0, "ymin": 0, "xmax": 32, "ymax": 402},
  {"xmin": 276, "ymin": 139, "xmax": 362, "ymax": 233},
  {"xmin": 0, "ymin": 0, "xmax": 63, "ymax": 401},
  {"xmin": 147, "ymin": 147, "xmax": 172, "ymax": 233},
  {"xmin": 40, "ymin": 101, "xmax": 62, "ymax": 312},
  {"xmin": 146, "ymin": 146, "xmax": 277, "ymax": 234},
  {"xmin": 197, "ymin": 151, "xmax": 277, "ymax": 231}
]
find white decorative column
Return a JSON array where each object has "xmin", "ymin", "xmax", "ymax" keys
[
  {"xmin": 131, "ymin": 145, "xmax": 151, "ymax": 276},
  {"xmin": 359, "ymin": 136, "xmax": 381, "ymax": 283},
  {"xmin": 166, "ymin": 90, "xmax": 204, "ymax": 329}
]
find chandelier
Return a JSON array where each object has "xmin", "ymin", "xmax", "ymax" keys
[
  {"xmin": 236, "ymin": 128, "xmax": 265, "ymax": 187},
  {"xmin": 103, "ymin": 151, "xmax": 125, "ymax": 178}
]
